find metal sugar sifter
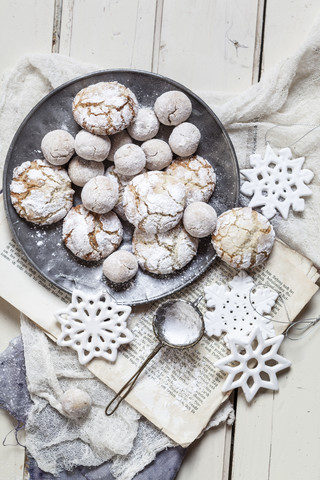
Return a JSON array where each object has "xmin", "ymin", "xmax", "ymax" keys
[{"xmin": 105, "ymin": 297, "xmax": 204, "ymax": 415}]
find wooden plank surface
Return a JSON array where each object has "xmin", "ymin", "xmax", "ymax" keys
[
  {"xmin": 156, "ymin": 0, "xmax": 261, "ymax": 93},
  {"xmin": 261, "ymin": 0, "xmax": 320, "ymax": 74},
  {"xmin": 0, "ymin": 0, "xmax": 54, "ymax": 76},
  {"xmin": 59, "ymin": 0, "xmax": 157, "ymax": 70},
  {"xmin": 231, "ymin": 294, "xmax": 320, "ymax": 480}
]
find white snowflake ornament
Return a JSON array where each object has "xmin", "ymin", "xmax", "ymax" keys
[
  {"xmin": 55, "ymin": 289, "xmax": 133, "ymax": 365},
  {"xmin": 241, "ymin": 145, "xmax": 314, "ymax": 219},
  {"xmin": 215, "ymin": 326, "xmax": 291, "ymax": 402},
  {"xmin": 204, "ymin": 271, "xmax": 277, "ymax": 344}
]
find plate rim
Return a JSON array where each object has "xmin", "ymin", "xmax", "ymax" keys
[{"xmin": 2, "ymin": 68, "xmax": 239, "ymax": 305}]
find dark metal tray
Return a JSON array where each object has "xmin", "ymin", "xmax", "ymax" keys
[{"xmin": 3, "ymin": 69, "xmax": 239, "ymax": 305}]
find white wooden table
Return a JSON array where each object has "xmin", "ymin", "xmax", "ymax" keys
[{"xmin": 1, "ymin": 1, "xmax": 320, "ymax": 479}]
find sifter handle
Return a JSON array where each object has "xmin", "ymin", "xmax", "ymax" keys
[{"xmin": 105, "ymin": 342, "xmax": 163, "ymax": 416}]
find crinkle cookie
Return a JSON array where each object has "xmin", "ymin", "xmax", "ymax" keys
[
  {"xmin": 127, "ymin": 107, "xmax": 159, "ymax": 141},
  {"xmin": 74, "ymin": 129, "xmax": 111, "ymax": 162},
  {"xmin": 72, "ymin": 81, "xmax": 138, "ymax": 136},
  {"xmin": 107, "ymin": 130, "xmax": 133, "ymax": 163},
  {"xmin": 114, "ymin": 143, "xmax": 146, "ymax": 176},
  {"xmin": 103, "ymin": 250, "xmax": 138, "ymax": 283},
  {"xmin": 10, "ymin": 159, "xmax": 74, "ymax": 225},
  {"xmin": 41, "ymin": 130, "xmax": 75, "ymax": 166},
  {"xmin": 183, "ymin": 202, "xmax": 217, "ymax": 238},
  {"xmin": 132, "ymin": 223, "xmax": 198, "ymax": 275},
  {"xmin": 141, "ymin": 139, "xmax": 172, "ymax": 171},
  {"xmin": 81, "ymin": 175, "xmax": 119, "ymax": 214},
  {"xmin": 68, "ymin": 156, "xmax": 104, "ymax": 187},
  {"xmin": 212, "ymin": 207, "xmax": 275, "ymax": 269},
  {"xmin": 166, "ymin": 155, "xmax": 216, "ymax": 205},
  {"xmin": 62, "ymin": 205, "xmax": 123, "ymax": 262},
  {"xmin": 123, "ymin": 171, "xmax": 186, "ymax": 234},
  {"xmin": 154, "ymin": 90, "xmax": 192, "ymax": 126},
  {"xmin": 168, "ymin": 122, "xmax": 200, "ymax": 157},
  {"xmin": 105, "ymin": 166, "xmax": 143, "ymax": 220}
]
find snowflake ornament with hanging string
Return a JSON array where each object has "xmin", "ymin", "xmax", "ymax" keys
[
  {"xmin": 215, "ymin": 326, "xmax": 291, "ymax": 402},
  {"xmin": 240, "ymin": 145, "xmax": 314, "ymax": 219},
  {"xmin": 204, "ymin": 271, "xmax": 278, "ymax": 345},
  {"xmin": 55, "ymin": 289, "xmax": 133, "ymax": 365}
]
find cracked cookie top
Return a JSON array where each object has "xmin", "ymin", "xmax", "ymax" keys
[
  {"xmin": 72, "ymin": 81, "xmax": 138, "ymax": 136},
  {"xmin": 81, "ymin": 175, "xmax": 119, "ymax": 214},
  {"xmin": 166, "ymin": 155, "xmax": 216, "ymax": 205},
  {"xmin": 74, "ymin": 129, "xmax": 111, "ymax": 162},
  {"xmin": 132, "ymin": 222, "xmax": 198, "ymax": 275},
  {"xmin": 62, "ymin": 205, "xmax": 123, "ymax": 262},
  {"xmin": 211, "ymin": 207, "xmax": 275, "ymax": 269},
  {"xmin": 123, "ymin": 171, "xmax": 186, "ymax": 234},
  {"xmin": 154, "ymin": 90, "xmax": 192, "ymax": 126},
  {"xmin": 41, "ymin": 129, "xmax": 75, "ymax": 166},
  {"xmin": 10, "ymin": 159, "xmax": 74, "ymax": 225}
]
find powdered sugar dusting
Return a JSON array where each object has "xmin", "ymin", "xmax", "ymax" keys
[{"xmin": 10, "ymin": 159, "xmax": 74, "ymax": 225}]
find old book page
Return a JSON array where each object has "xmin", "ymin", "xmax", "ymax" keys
[{"xmin": 0, "ymin": 194, "xmax": 318, "ymax": 445}]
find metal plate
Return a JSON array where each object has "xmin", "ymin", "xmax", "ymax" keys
[{"xmin": 3, "ymin": 69, "xmax": 239, "ymax": 305}]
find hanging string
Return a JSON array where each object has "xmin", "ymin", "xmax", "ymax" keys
[
  {"xmin": 248, "ymin": 283, "xmax": 320, "ymax": 341},
  {"xmin": 264, "ymin": 123, "xmax": 320, "ymax": 148},
  {"xmin": 2, "ymin": 421, "xmax": 25, "ymax": 448}
]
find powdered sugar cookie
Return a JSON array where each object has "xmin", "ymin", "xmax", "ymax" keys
[
  {"xmin": 72, "ymin": 81, "xmax": 138, "ymax": 136},
  {"xmin": 74, "ymin": 129, "xmax": 111, "ymax": 162},
  {"xmin": 127, "ymin": 107, "xmax": 159, "ymax": 141},
  {"xmin": 141, "ymin": 139, "xmax": 172, "ymax": 170},
  {"xmin": 123, "ymin": 171, "xmax": 186, "ymax": 233},
  {"xmin": 41, "ymin": 130, "xmax": 74, "ymax": 166},
  {"xmin": 114, "ymin": 143, "xmax": 146, "ymax": 176},
  {"xmin": 183, "ymin": 202, "xmax": 217, "ymax": 238},
  {"xmin": 103, "ymin": 250, "xmax": 138, "ymax": 283},
  {"xmin": 168, "ymin": 122, "xmax": 200, "ymax": 157},
  {"xmin": 10, "ymin": 159, "xmax": 74, "ymax": 225},
  {"xmin": 63, "ymin": 205, "xmax": 123, "ymax": 262},
  {"xmin": 166, "ymin": 155, "xmax": 216, "ymax": 205},
  {"xmin": 107, "ymin": 130, "xmax": 132, "ymax": 163},
  {"xmin": 68, "ymin": 156, "xmax": 104, "ymax": 187},
  {"xmin": 81, "ymin": 175, "xmax": 118, "ymax": 214},
  {"xmin": 105, "ymin": 166, "xmax": 143, "ymax": 220},
  {"xmin": 212, "ymin": 207, "xmax": 275, "ymax": 269},
  {"xmin": 132, "ymin": 223, "xmax": 198, "ymax": 275},
  {"xmin": 154, "ymin": 91, "xmax": 192, "ymax": 126}
]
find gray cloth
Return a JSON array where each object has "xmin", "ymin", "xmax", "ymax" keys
[{"xmin": 0, "ymin": 337, "xmax": 185, "ymax": 480}]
